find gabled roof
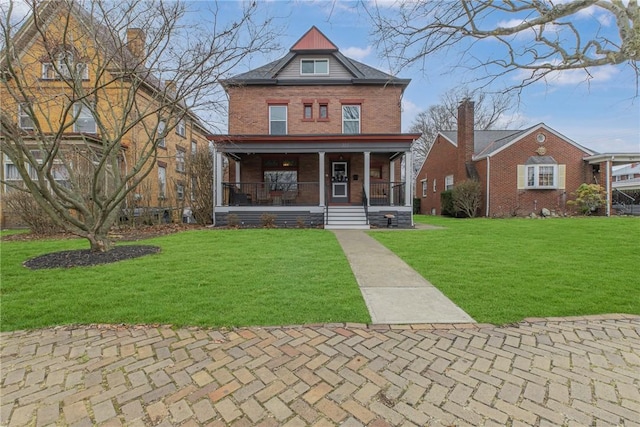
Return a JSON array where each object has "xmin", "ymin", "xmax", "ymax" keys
[
  {"xmin": 221, "ymin": 26, "xmax": 410, "ymax": 88},
  {"xmin": 437, "ymin": 124, "xmax": 595, "ymax": 159}
]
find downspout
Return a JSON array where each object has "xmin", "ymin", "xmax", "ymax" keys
[
  {"xmin": 606, "ymin": 159, "xmax": 611, "ymax": 217},
  {"xmin": 210, "ymin": 142, "xmax": 216, "ymax": 227},
  {"xmin": 485, "ymin": 155, "xmax": 491, "ymax": 217}
]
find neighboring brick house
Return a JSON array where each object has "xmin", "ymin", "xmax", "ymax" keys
[
  {"xmin": 0, "ymin": 1, "xmax": 210, "ymax": 228},
  {"xmin": 210, "ymin": 27, "xmax": 419, "ymax": 228},
  {"xmin": 414, "ymin": 99, "xmax": 637, "ymax": 217}
]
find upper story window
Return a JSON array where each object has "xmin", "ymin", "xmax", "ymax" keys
[
  {"xmin": 527, "ymin": 165, "xmax": 557, "ymax": 189},
  {"xmin": 303, "ymin": 104, "xmax": 313, "ymax": 120},
  {"xmin": 342, "ymin": 105, "xmax": 360, "ymax": 134},
  {"xmin": 157, "ymin": 120, "xmax": 166, "ymax": 148},
  {"xmin": 176, "ymin": 147, "xmax": 186, "ymax": 173},
  {"xmin": 19, "ymin": 104, "xmax": 34, "ymax": 130},
  {"xmin": 42, "ymin": 51, "xmax": 88, "ymax": 80},
  {"xmin": 300, "ymin": 59, "xmax": 329, "ymax": 75},
  {"xmin": 73, "ymin": 103, "xmax": 96, "ymax": 133},
  {"xmin": 191, "ymin": 140, "xmax": 197, "ymax": 157},
  {"xmin": 445, "ymin": 175, "xmax": 454, "ymax": 190},
  {"xmin": 176, "ymin": 119, "xmax": 186, "ymax": 137},
  {"xmin": 319, "ymin": 103, "xmax": 328, "ymax": 120},
  {"xmin": 269, "ymin": 105, "xmax": 287, "ymax": 135},
  {"xmin": 421, "ymin": 179, "xmax": 427, "ymax": 197},
  {"xmin": 158, "ymin": 163, "xmax": 167, "ymax": 198}
]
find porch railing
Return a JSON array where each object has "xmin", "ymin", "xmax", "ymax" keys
[
  {"xmin": 369, "ymin": 182, "xmax": 406, "ymax": 206},
  {"xmin": 223, "ymin": 182, "xmax": 320, "ymax": 207},
  {"xmin": 361, "ymin": 187, "xmax": 369, "ymax": 225}
]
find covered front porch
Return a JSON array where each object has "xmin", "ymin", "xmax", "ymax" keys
[{"xmin": 209, "ymin": 134, "xmax": 419, "ymax": 228}]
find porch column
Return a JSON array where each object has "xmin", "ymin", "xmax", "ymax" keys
[
  {"xmin": 215, "ymin": 150, "xmax": 223, "ymax": 206},
  {"xmin": 389, "ymin": 160, "xmax": 395, "ymax": 206},
  {"xmin": 364, "ymin": 152, "xmax": 370, "ymax": 206},
  {"xmin": 235, "ymin": 161, "xmax": 241, "ymax": 187},
  {"xmin": 319, "ymin": 152, "xmax": 325, "ymax": 206},
  {"xmin": 606, "ymin": 159, "xmax": 611, "ymax": 217},
  {"xmin": 404, "ymin": 151, "xmax": 412, "ymax": 207}
]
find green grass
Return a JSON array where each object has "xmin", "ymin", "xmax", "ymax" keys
[
  {"xmin": 370, "ymin": 216, "xmax": 640, "ymax": 324},
  {"xmin": 0, "ymin": 229, "xmax": 370, "ymax": 331}
]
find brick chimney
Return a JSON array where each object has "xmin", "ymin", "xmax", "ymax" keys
[
  {"xmin": 126, "ymin": 28, "xmax": 146, "ymax": 61},
  {"xmin": 457, "ymin": 98, "xmax": 475, "ymax": 179}
]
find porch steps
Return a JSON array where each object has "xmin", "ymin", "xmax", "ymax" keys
[{"xmin": 324, "ymin": 206, "xmax": 370, "ymax": 230}]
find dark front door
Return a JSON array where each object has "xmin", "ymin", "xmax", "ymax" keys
[{"xmin": 331, "ymin": 161, "xmax": 349, "ymax": 203}]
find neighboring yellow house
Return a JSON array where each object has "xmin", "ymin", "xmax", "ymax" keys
[{"xmin": 0, "ymin": 1, "xmax": 210, "ymax": 228}]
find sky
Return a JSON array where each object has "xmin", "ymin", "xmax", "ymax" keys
[
  {"xmin": 3, "ymin": 0, "xmax": 638, "ymax": 154},
  {"xmin": 208, "ymin": 0, "xmax": 639, "ymax": 155}
]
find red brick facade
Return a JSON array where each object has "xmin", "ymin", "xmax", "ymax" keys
[{"xmin": 416, "ymin": 101, "xmax": 596, "ymax": 217}]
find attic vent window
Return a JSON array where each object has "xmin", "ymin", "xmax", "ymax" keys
[{"xmin": 301, "ymin": 59, "xmax": 329, "ymax": 75}]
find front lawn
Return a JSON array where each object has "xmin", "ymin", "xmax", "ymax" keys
[
  {"xmin": 371, "ymin": 216, "xmax": 640, "ymax": 324},
  {"xmin": 0, "ymin": 229, "xmax": 370, "ymax": 331}
]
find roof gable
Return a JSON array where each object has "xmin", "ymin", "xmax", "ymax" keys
[{"xmin": 290, "ymin": 26, "xmax": 338, "ymax": 52}]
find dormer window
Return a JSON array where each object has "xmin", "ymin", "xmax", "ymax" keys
[{"xmin": 300, "ymin": 59, "xmax": 329, "ymax": 75}]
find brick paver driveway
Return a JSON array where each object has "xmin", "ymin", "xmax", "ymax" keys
[{"xmin": 2, "ymin": 315, "xmax": 639, "ymax": 426}]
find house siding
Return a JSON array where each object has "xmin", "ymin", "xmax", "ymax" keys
[{"xmin": 415, "ymin": 136, "xmax": 458, "ymax": 215}]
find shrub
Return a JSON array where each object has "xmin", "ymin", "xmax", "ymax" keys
[
  {"xmin": 227, "ymin": 213, "xmax": 240, "ymax": 228},
  {"xmin": 440, "ymin": 190, "xmax": 455, "ymax": 216},
  {"xmin": 260, "ymin": 213, "xmax": 277, "ymax": 228},
  {"xmin": 296, "ymin": 216, "xmax": 306, "ymax": 228},
  {"xmin": 3, "ymin": 190, "xmax": 63, "ymax": 234},
  {"xmin": 568, "ymin": 183, "xmax": 605, "ymax": 215},
  {"xmin": 452, "ymin": 180, "xmax": 482, "ymax": 218}
]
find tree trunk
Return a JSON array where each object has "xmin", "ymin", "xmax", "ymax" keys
[{"xmin": 87, "ymin": 233, "xmax": 113, "ymax": 253}]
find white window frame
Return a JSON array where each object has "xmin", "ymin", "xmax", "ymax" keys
[
  {"xmin": 41, "ymin": 51, "xmax": 88, "ymax": 80},
  {"xmin": 445, "ymin": 175, "xmax": 454, "ymax": 191},
  {"xmin": 73, "ymin": 103, "xmax": 96, "ymax": 133},
  {"xmin": 176, "ymin": 119, "xmax": 186, "ymax": 137},
  {"xmin": 19, "ymin": 104, "xmax": 34, "ymax": 130},
  {"xmin": 176, "ymin": 149, "xmax": 186, "ymax": 173},
  {"xmin": 191, "ymin": 140, "xmax": 197, "ymax": 157},
  {"xmin": 158, "ymin": 165, "xmax": 167, "ymax": 198},
  {"xmin": 3, "ymin": 155, "xmax": 22, "ymax": 191},
  {"xmin": 433, "ymin": 178, "xmax": 437, "ymax": 193},
  {"xmin": 300, "ymin": 59, "xmax": 329, "ymax": 75},
  {"xmin": 176, "ymin": 183, "xmax": 185, "ymax": 200},
  {"xmin": 421, "ymin": 179, "xmax": 427, "ymax": 197},
  {"xmin": 342, "ymin": 105, "xmax": 360, "ymax": 134},
  {"xmin": 157, "ymin": 120, "xmax": 166, "ymax": 148},
  {"xmin": 526, "ymin": 164, "xmax": 558, "ymax": 189},
  {"xmin": 269, "ymin": 105, "xmax": 287, "ymax": 135}
]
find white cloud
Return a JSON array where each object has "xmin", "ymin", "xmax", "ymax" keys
[{"xmin": 341, "ymin": 45, "xmax": 372, "ymax": 61}]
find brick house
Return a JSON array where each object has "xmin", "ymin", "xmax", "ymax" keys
[
  {"xmin": 414, "ymin": 99, "xmax": 640, "ymax": 217},
  {"xmin": 210, "ymin": 27, "xmax": 419, "ymax": 228},
  {"xmin": 0, "ymin": 1, "xmax": 210, "ymax": 228}
]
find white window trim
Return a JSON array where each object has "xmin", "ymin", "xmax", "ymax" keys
[
  {"xmin": 176, "ymin": 149, "xmax": 186, "ymax": 173},
  {"xmin": 158, "ymin": 165, "xmax": 167, "ymax": 198},
  {"xmin": 420, "ymin": 179, "xmax": 427, "ymax": 197},
  {"xmin": 157, "ymin": 120, "xmax": 166, "ymax": 148},
  {"xmin": 41, "ymin": 52, "xmax": 88, "ymax": 80},
  {"xmin": 73, "ymin": 103, "xmax": 96, "ymax": 133},
  {"xmin": 342, "ymin": 104, "xmax": 361, "ymax": 134},
  {"xmin": 300, "ymin": 58, "xmax": 329, "ymax": 76},
  {"xmin": 433, "ymin": 178, "xmax": 437, "ymax": 193},
  {"xmin": 269, "ymin": 105, "xmax": 287, "ymax": 135},
  {"xmin": 19, "ymin": 104, "xmax": 34, "ymax": 130},
  {"xmin": 176, "ymin": 183, "xmax": 185, "ymax": 200},
  {"xmin": 445, "ymin": 174, "xmax": 454, "ymax": 191},
  {"xmin": 176, "ymin": 119, "xmax": 186, "ymax": 137},
  {"xmin": 526, "ymin": 164, "xmax": 558, "ymax": 189}
]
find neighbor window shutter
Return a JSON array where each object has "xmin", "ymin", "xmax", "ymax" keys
[
  {"xmin": 558, "ymin": 165, "xmax": 566, "ymax": 189},
  {"xmin": 517, "ymin": 165, "xmax": 525, "ymax": 189}
]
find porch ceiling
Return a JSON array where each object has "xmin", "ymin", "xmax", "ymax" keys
[{"xmin": 209, "ymin": 133, "xmax": 419, "ymax": 154}]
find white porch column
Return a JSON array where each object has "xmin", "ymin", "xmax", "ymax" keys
[
  {"xmin": 606, "ymin": 159, "xmax": 611, "ymax": 217},
  {"xmin": 389, "ymin": 160, "xmax": 395, "ymax": 206},
  {"xmin": 215, "ymin": 151, "xmax": 223, "ymax": 206},
  {"xmin": 235, "ymin": 161, "xmax": 241, "ymax": 187},
  {"xmin": 319, "ymin": 152, "xmax": 325, "ymax": 206},
  {"xmin": 404, "ymin": 151, "xmax": 412, "ymax": 207},
  {"xmin": 364, "ymin": 152, "xmax": 370, "ymax": 206}
]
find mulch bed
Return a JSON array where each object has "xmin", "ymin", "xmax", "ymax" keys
[{"xmin": 23, "ymin": 245, "xmax": 161, "ymax": 270}]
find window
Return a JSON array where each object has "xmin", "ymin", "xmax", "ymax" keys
[
  {"xmin": 421, "ymin": 179, "xmax": 427, "ymax": 197},
  {"xmin": 176, "ymin": 148, "xmax": 185, "ymax": 173},
  {"xmin": 269, "ymin": 105, "xmax": 287, "ymax": 135},
  {"xmin": 176, "ymin": 182, "xmax": 185, "ymax": 200},
  {"xmin": 300, "ymin": 59, "xmax": 329, "ymax": 75},
  {"xmin": 526, "ymin": 165, "xmax": 557, "ymax": 189},
  {"xmin": 19, "ymin": 104, "xmax": 34, "ymax": 130},
  {"xmin": 303, "ymin": 104, "xmax": 313, "ymax": 120},
  {"xmin": 3, "ymin": 153, "xmax": 69, "ymax": 190},
  {"xmin": 445, "ymin": 175, "xmax": 454, "ymax": 190},
  {"xmin": 342, "ymin": 105, "xmax": 360, "ymax": 134},
  {"xmin": 157, "ymin": 120, "xmax": 166, "ymax": 148},
  {"xmin": 41, "ymin": 51, "xmax": 88, "ymax": 80},
  {"xmin": 3, "ymin": 155, "xmax": 22, "ymax": 191},
  {"xmin": 176, "ymin": 119, "xmax": 186, "ymax": 137},
  {"xmin": 158, "ymin": 164, "xmax": 167, "ymax": 198},
  {"xmin": 433, "ymin": 178, "xmax": 437, "ymax": 193},
  {"xmin": 319, "ymin": 103, "xmax": 328, "ymax": 120},
  {"xmin": 191, "ymin": 140, "xmax": 197, "ymax": 157},
  {"xmin": 73, "ymin": 103, "xmax": 96, "ymax": 133},
  {"xmin": 263, "ymin": 158, "xmax": 298, "ymax": 191}
]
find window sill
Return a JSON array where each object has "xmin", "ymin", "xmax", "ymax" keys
[{"xmin": 317, "ymin": 118, "xmax": 330, "ymax": 122}]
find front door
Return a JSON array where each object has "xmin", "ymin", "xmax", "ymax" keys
[{"xmin": 331, "ymin": 161, "xmax": 349, "ymax": 203}]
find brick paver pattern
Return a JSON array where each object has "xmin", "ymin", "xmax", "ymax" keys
[{"xmin": 1, "ymin": 314, "xmax": 639, "ymax": 426}]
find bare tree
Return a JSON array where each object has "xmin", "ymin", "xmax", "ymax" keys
[
  {"xmin": 367, "ymin": 1, "xmax": 639, "ymax": 90},
  {"xmin": 410, "ymin": 87, "xmax": 519, "ymax": 175},
  {"xmin": 0, "ymin": 0, "xmax": 277, "ymax": 251}
]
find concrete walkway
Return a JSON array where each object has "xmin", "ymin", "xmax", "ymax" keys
[{"xmin": 333, "ymin": 230, "xmax": 475, "ymax": 324}]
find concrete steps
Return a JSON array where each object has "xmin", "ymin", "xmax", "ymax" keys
[{"xmin": 324, "ymin": 206, "xmax": 369, "ymax": 230}]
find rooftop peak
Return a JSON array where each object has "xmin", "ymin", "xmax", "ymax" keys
[{"xmin": 290, "ymin": 26, "xmax": 338, "ymax": 52}]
